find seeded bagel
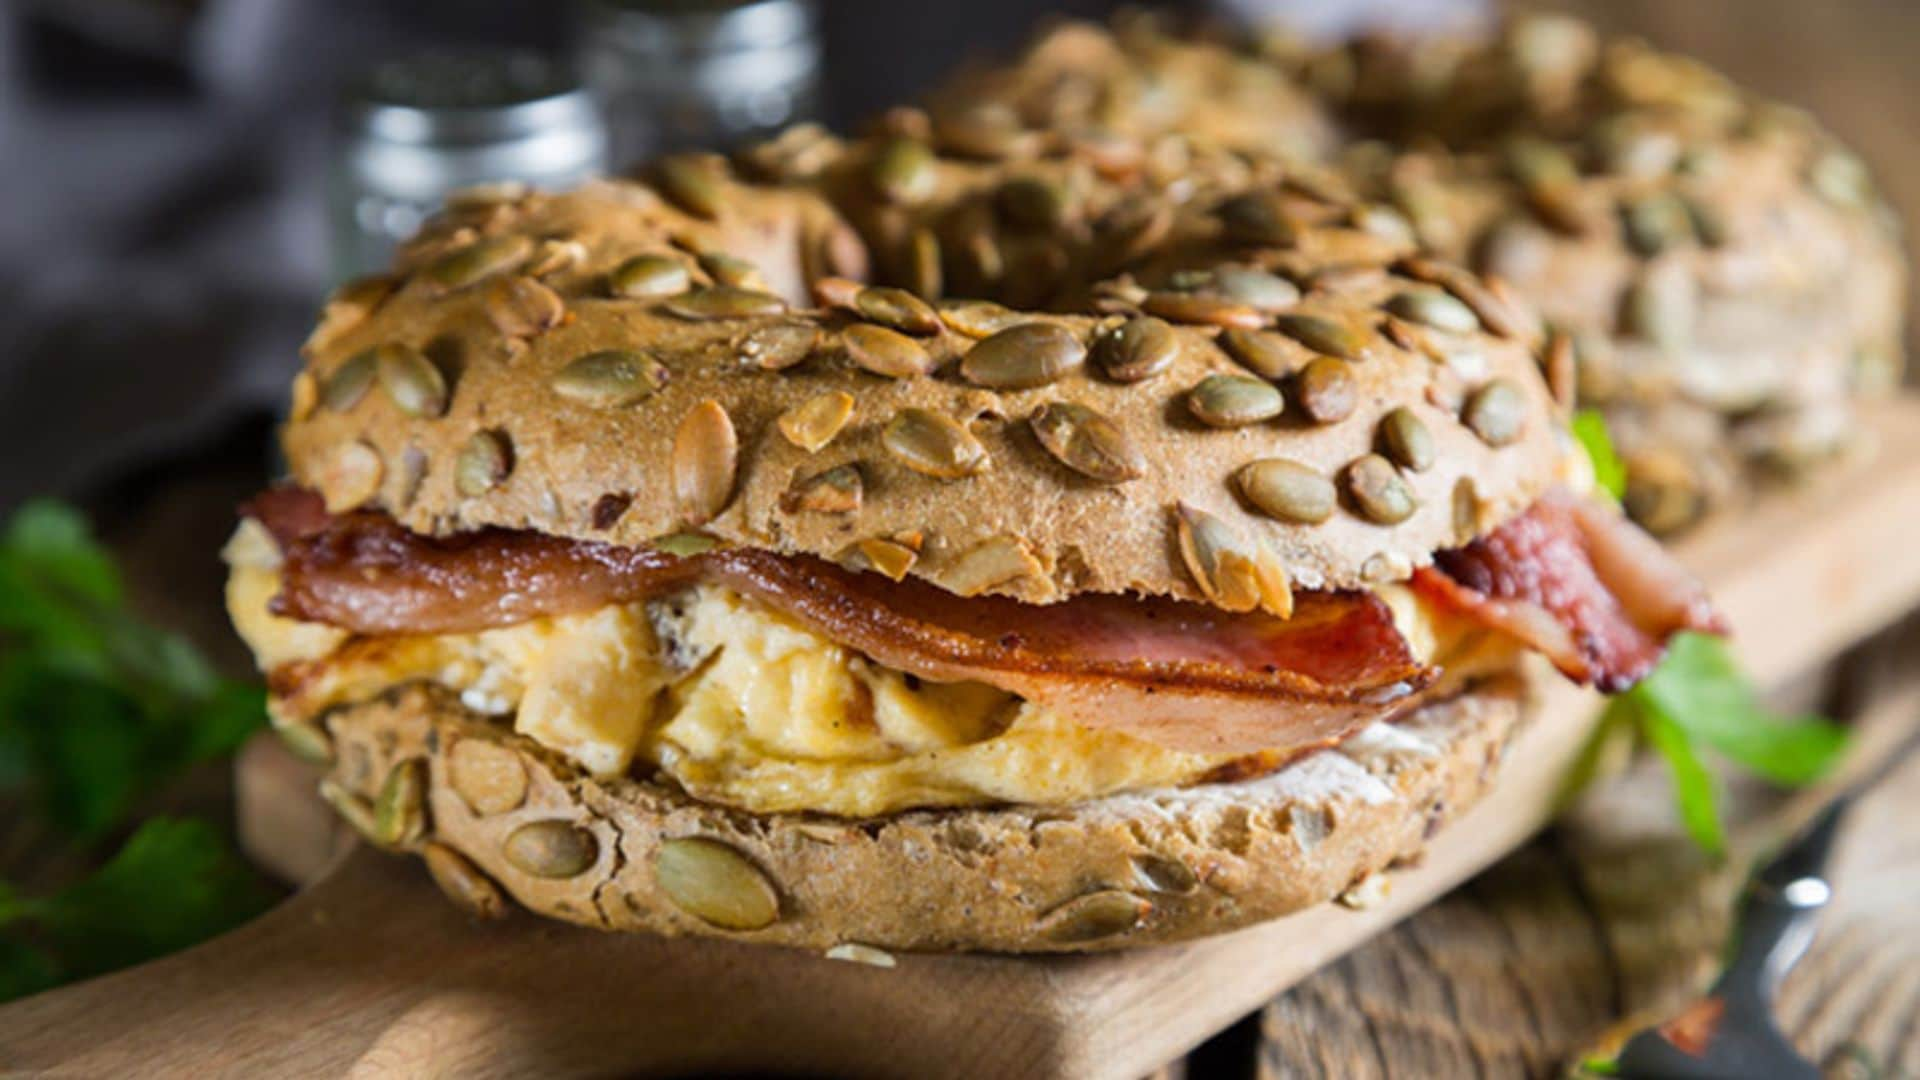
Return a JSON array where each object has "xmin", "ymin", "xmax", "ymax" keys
[
  {"xmin": 316, "ymin": 678, "xmax": 1526, "ymax": 953},
  {"xmin": 283, "ymin": 177, "xmax": 1563, "ymax": 603}
]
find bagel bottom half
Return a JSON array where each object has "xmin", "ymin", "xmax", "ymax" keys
[{"xmin": 320, "ymin": 678, "xmax": 1530, "ymax": 954}]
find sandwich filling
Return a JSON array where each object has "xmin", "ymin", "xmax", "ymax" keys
[{"xmin": 231, "ymin": 487, "xmax": 1717, "ymax": 817}]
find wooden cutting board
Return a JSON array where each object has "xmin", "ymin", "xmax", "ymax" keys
[{"xmin": 5, "ymin": 398, "xmax": 1920, "ymax": 1080}]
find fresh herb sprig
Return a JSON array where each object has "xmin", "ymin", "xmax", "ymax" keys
[
  {"xmin": 0, "ymin": 500, "xmax": 274, "ymax": 1002},
  {"xmin": 1568, "ymin": 417, "xmax": 1849, "ymax": 855}
]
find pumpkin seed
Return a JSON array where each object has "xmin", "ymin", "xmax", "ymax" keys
[
  {"xmin": 550, "ymin": 350, "xmax": 669, "ymax": 408},
  {"xmin": 1350, "ymin": 203, "xmax": 1417, "ymax": 246},
  {"xmin": 524, "ymin": 237, "xmax": 586, "ymax": 278},
  {"xmin": 273, "ymin": 720, "xmax": 333, "ymax": 765},
  {"xmin": 1452, "ymin": 478, "xmax": 1484, "ymax": 543},
  {"xmin": 1543, "ymin": 331, "xmax": 1576, "ymax": 409},
  {"xmin": 1621, "ymin": 265, "xmax": 1695, "ymax": 350},
  {"xmin": 1174, "ymin": 502, "xmax": 1293, "ymax": 616},
  {"xmin": 996, "ymin": 176, "xmax": 1070, "ymax": 233},
  {"xmin": 824, "ymin": 943, "xmax": 896, "ymax": 968},
  {"xmin": 1094, "ymin": 316, "xmax": 1179, "ymax": 382},
  {"xmin": 1274, "ymin": 312, "xmax": 1371, "ymax": 360},
  {"xmin": 375, "ymin": 344, "xmax": 448, "ymax": 418},
  {"xmin": 454, "ymin": 430, "xmax": 512, "ymax": 497},
  {"xmin": 447, "ymin": 737, "xmax": 529, "ymax": 816},
  {"xmin": 960, "ymin": 323, "xmax": 1085, "ymax": 389},
  {"xmin": 1809, "ymin": 149, "xmax": 1871, "ymax": 208},
  {"xmin": 425, "ymin": 234, "xmax": 533, "ymax": 292},
  {"xmin": 1344, "ymin": 454, "xmax": 1418, "ymax": 524},
  {"xmin": 871, "ymin": 136, "xmax": 937, "ymax": 204},
  {"xmin": 1131, "ymin": 854, "xmax": 1198, "ymax": 895},
  {"xmin": 1683, "ymin": 196, "xmax": 1729, "ymax": 248},
  {"xmin": 1188, "ymin": 374, "xmax": 1284, "ymax": 428},
  {"xmin": 1504, "ymin": 136, "xmax": 1578, "ymax": 190},
  {"xmin": 1396, "ymin": 256, "xmax": 1528, "ymax": 339},
  {"xmin": 1462, "ymin": 379, "xmax": 1527, "ymax": 447},
  {"xmin": 608, "ymin": 254, "xmax": 692, "ymax": 299},
  {"xmin": 657, "ymin": 153, "xmax": 726, "ymax": 219},
  {"xmin": 1142, "ymin": 291, "xmax": 1264, "ymax": 329},
  {"xmin": 1385, "ymin": 290, "xmax": 1478, "ymax": 334},
  {"xmin": 484, "ymin": 275, "xmax": 565, "ymax": 338},
  {"xmin": 1039, "ymin": 890, "xmax": 1151, "ymax": 944},
  {"xmin": 503, "ymin": 821, "xmax": 599, "ymax": 879},
  {"xmin": 319, "ymin": 778, "xmax": 379, "ymax": 843},
  {"xmin": 699, "ymin": 252, "xmax": 764, "ymax": 290},
  {"xmin": 657, "ymin": 532, "xmax": 719, "ymax": 557},
  {"xmin": 1622, "ymin": 193, "xmax": 1693, "ymax": 256},
  {"xmin": 940, "ymin": 535, "xmax": 1043, "ymax": 596},
  {"xmin": 289, "ymin": 371, "xmax": 318, "ymax": 421},
  {"xmin": 1623, "ymin": 451, "xmax": 1704, "ymax": 535},
  {"xmin": 840, "ymin": 536, "xmax": 918, "ymax": 580},
  {"xmin": 654, "ymin": 837, "xmax": 780, "ymax": 930},
  {"xmin": 883, "ymin": 408, "xmax": 989, "ymax": 479},
  {"xmin": 1236, "ymin": 459, "xmax": 1335, "ymax": 524},
  {"xmin": 444, "ymin": 180, "xmax": 527, "ymax": 212},
  {"xmin": 905, "ymin": 227, "xmax": 943, "ymax": 300},
  {"xmin": 373, "ymin": 758, "xmax": 428, "ymax": 848},
  {"xmin": 934, "ymin": 103, "xmax": 1036, "ymax": 159},
  {"xmin": 1217, "ymin": 190, "xmax": 1297, "ymax": 247},
  {"xmin": 1213, "ymin": 267, "xmax": 1302, "ymax": 311},
  {"xmin": 738, "ymin": 321, "xmax": 820, "ymax": 371},
  {"xmin": 843, "ymin": 323, "xmax": 935, "ymax": 378},
  {"xmin": 938, "ymin": 298, "xmax": 1024, "ymax": 339},
  {"xmin": 322, "ymin": 349, "xmax": 379, "ymax": 412},
  {"xmin": 307, "ymin": 274, "xmax": 397, "ymax": 354},
  {"xmin": 320, "ymin": 441, "xmax": 385, "ymax": 512},
  {"xmin": 777, "ymin": 391, "xmax": 855, "ymax": 452},
  {"xmin": 673, "ymin": 400, "xmax": 738, "ymax": 526},
  {"xmin": 1220, "ymin": 328, "xmax": 1308, "ymax": 380},
  {"xmin": 664, "ymin": 287, "xmax": 787, "ymax": 321},
  {"xmin": 1293, "ymin": 358, "xmax": 1357, "ymax": 424},
  {"xmin": 423, "ymin": 843, "xmax": 509, "ymax": 920},
  {"xmin": 782, "ymin": 464, "xmax": 862, "ymax": 514},
  {"xmin": 855, "ymin": 286, "xmax": 941, "ymax": 335},
  {"xmin": 1029, "ymin": 402, "xmax": 1144, "ymax": 482},
  {"xmin": 1377, "ymin": 407, "xmax": 1435, "ymax": 471}
]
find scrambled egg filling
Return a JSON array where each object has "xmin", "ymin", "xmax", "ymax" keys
[{"xmin": 225, "ymin": 521, "xmax": 1488, "ymax": 818}]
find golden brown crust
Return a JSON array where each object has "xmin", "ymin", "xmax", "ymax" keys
[
  {"xmin": 316, "ymin": 679, "xmax": 1527, "ymax": 953},
  {"xmin": 282, "ymin": 178, "xmax": 1563, "ymax": 602}
]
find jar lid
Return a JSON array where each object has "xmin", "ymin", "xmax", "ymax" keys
[{"xmin": 579, "ymin": 0, "xmax": 817, "ymax": 57}]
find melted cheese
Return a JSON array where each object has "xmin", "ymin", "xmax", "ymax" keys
[{"xmin": 226, "ymin": 525, "xmax": 1497, "ymax": 818}]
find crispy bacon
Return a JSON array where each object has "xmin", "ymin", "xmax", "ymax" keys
[
  {"xmin": 1414, "ymin": 490, "xmax": 1723, "ymax": 692},
  {"xmin": 245, "ymin": 489, "xmax": 1433, "ymax": 753}
]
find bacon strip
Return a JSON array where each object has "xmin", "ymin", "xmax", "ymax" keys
[
  {"xmin": 1413, "ymin": 490, "xmax": 1723, "ymax": 692},
  {"xmin": 246, "ymin": 488, "xmax": 1433, "ymax": 753}
]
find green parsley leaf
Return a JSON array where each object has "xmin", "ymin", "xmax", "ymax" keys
[
  {"xmin": 1636, "ymin": 704, "xmax": 1727, "ymax": 857},
  {"xmin": 1572, "ymin": 409, "xmax": 1627, "ymax": 502}
]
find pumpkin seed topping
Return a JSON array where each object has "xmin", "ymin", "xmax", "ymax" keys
[
  {"xmin": 423, "ymin": 843, "xmax": 509, "ymax": 921},
  {"xmin": 551, "ymin": 350, "xmax": 668, "ymax": 408},
  {"xmin": 960, "ymin": 323, "xmax": 1086, "ymax": 389},
  {"xmin": 1385, "ymin": 290, "xmax": 1479, "ymax": 334},
  {"xmin": 1378, "ymin": 407, "xmax": 1436, "ymax": 471},
  {"xmin": 322, "ymin": 348, "xmax": 379, "ymax": 412},
  {"xmin": 1344, "ymin": 454, "xmax": 1418, "ymax": 524},
  {"xmin": 272, "ymin": 721, "xmax": 333, "ymax": 765},
  {"xmin": 1236, "ymin": 459, "xmax": 1336, "ymax": 524},
  {"xmin": 503, "ymin": 821, "xmax": 598, "ymax": 879},
  {"xmin": 1220, "ymin": 327, "xmax": 1309, "ymax": 380},
  {"xmin": 1274, "ymin": 312, "xmax": 1371, "ymax": 360},
  {"xmin": 883, "ymin": 408, "xmax": 989, "ymax": 479},
  {"xmin": 1131, "ymin": 854, "xmax": 1199, "ymax": 895},
  {"xmin": 1293, "ymin": 357, "xmax": 1357, "ymax": 424},
  {"xmin": 1039, "ymin": 890, "xmax": 1152, "ymax": 944},
  {"xmin": 609, "ymin": 254, "xmax": 692, "ymax": 299},
  {"xmin": 940, "ymin": 535, "xmax": 1044, "ymax": 596},
  {"xmin": 667, "ymin": 286, "xmax": 788, "ymax": 322},
  {"xmin": 673, "ymin": 400, "xmax": 738, "ymax": 526},
  {"xmin": 656, "ymin": 153, "xmax": 727, "ymax": 219},
  {"xmin": 319, "ymin": 778, "xmax": 379, "ymax": 843},
  {"xmin": 938, "ymin": 298, "xmax": 1024, "ymax": 339},
  {"xmin": 454, "ymin": 430, "xmax": 512, "ymax": 497},
  {"xmin": 840, "ymin": 536, "xmax": 919, "ymax": 581},
  {"xmin": 1094, "ymin": 316, "xmax": 1179, "ymax": 382},
  {"xmin": 777, "ymin": 391, "xmax": 855, "ymax": 452},
  {"xmin": 1217, "ymin": 190, "xmax": 1297, "ymax": 247},
  {"xmin": 484, "ymin": 275, "xmax": 565, "ymax": 338},
  {"xmin": 871, "ymin": 136, "xmax": 937, "ymax": 204},
  {"xmin": 320, "ymin": 441, "xmax": 385, "ymax": 513},
  {"xmin": 1029, "ymin": 402, "xmax": 1145, "ymax": 482},
  {"xmin": 783, "ymin": 464, "xmax": 863, "ymax": 514},
  {"xmin": 654, "ymin": 837, "xmax": 780, "ymax": 930},
  {"xmin": 372, "ymin": 758, "xmax": 428, "ymax": 848},
  {"xmin": 1213, "ymin": 267, "xmax": 1302, "ymax": 311},
  {"xmin": 738, "ymin": 321, "xmax": 821, "ymax": 371},
  {"xmin": 1174, "ymin": 502, "xmax": 1293, "ymax": 617},
  {"xmin": 996, "ymin": 175, "xmax": 1071, "ymax": 233},
  {"xmin": 447, "ymin": 738, "xmax": 529, "ymax": 816},
  {"xmin": 425, "ymin": 234, "xmax": 533, "ymax": 292},
  {"xmin": 855, "ymin": 286, "xmax": 941, "ymax": 335},
  {"xmin": 843, "ymin": 323, "xmax": 936, "ymax": 378},
  {"xmin": 1142, "ymin": 291, "xmax": 1265, "ymax": 329},
  {"xmin": 374, "ymin": 344, "xmax": 447, "ymax": 418},
  {"xmin": 699, "ymin": 252, "xmax": 765, "ymax": 290},
  {"xmin": 1462, "ymin": 379, "xmax": 1527, "ymax": 446},
  {"xmin": 1188, "ymin": 374, "xmax": 1284, "ymax": 428}
]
